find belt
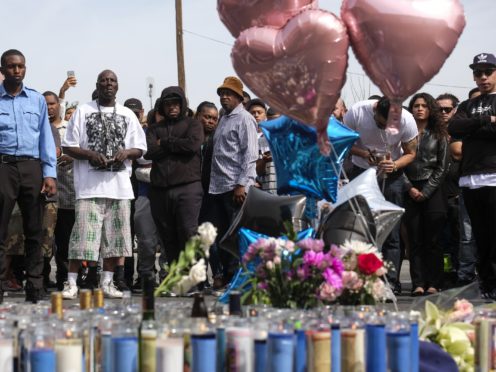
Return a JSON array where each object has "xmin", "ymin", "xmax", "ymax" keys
[{"xmin": 0, "ymin": 154, "xmax": 36, "ymax": 163}]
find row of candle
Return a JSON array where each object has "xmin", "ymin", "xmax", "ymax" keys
[{"xmin": 0, "ymin": 297, "xmax": 420, "ymax": 372}]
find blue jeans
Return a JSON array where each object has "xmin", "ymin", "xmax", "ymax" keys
[{"xmin": 457, "ymin": 195, "xmax": 477, "ymax": 282}]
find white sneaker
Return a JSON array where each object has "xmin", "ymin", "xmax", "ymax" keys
[
  {"xmin": 61, "ymin": 282, "xmax": 78, "ymax": 300},
  {"xmin": 103, "ymin": 282, "xmax": 123, "ymax": 299}
]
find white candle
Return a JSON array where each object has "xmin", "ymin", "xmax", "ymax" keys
[
  {"xmin": 0, "ymin": 339, "xmax": 13, "ymax": 372},
  {"xmin": 226, "ymin": 327, "xmax": 253, "ymax": 372},
  {"xmin": 156, "ymin": 338, "xmax": 184, "ymax": 372},
  {"xmin": 55, "ymin": 339, "xmax": 83, "ymax": 372}
]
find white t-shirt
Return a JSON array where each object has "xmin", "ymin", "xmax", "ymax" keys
[
  {"xmin": 343, "ymin": 100, "xmax": 418, "ymax": 169},
  {"xmin": 62, "ymin": 101, "xmax": 147, "ymax": 200}
]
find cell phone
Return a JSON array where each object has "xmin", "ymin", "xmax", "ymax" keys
[{"xmin": 67, "ymin": 70, "xmax": 75, "ymax": 78}]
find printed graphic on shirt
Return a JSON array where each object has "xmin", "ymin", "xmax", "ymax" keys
[
  {"xmin": 471, "ymin": 102, "xmax": 495, "ymax": 116},
  {"xmin": 85, "ymin": 112, "xmax": 128, "ymax": 171}
]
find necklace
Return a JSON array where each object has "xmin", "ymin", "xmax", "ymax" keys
[{"xmin": 96, "ymin": 101, "xmax": 117, "ymax": 159}]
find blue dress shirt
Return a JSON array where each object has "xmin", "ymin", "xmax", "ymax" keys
[{"xmin": 0, "ymin": 84, "xmax": 57, "ymax": 178}]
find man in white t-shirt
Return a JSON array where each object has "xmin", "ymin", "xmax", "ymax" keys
[
  {"xmin": 343, "ymin": 97, "xmax": 418, "ymax": 295},
  {"xmin": 61, "ymin": 70, "xmax": 147, "ymax": 299}
]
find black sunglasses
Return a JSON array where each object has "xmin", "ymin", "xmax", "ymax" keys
[
  {"xmin": 473, "ymin": 68, "xmax": 496, "ymax": 78},
  {"xmin": 439, "ymin": 107, "xmax": 454, "ymax": 114}
]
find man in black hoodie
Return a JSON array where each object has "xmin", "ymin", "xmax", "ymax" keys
[
  {"xmin": 449, "ymin": 52, "xmax": 496, "ymax": 299},
  {"xmin": 144, "ymin": 87, "xmax": 204, "ymax": 267}
]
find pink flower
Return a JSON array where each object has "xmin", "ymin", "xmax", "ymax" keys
[
  {"xmin": 284, "ymin": 240, "xmax": 295, "ymax": 252},
  {"xmin": 448, "ymin": 299, "xmax": 474, "ymax": 322},
  {"xmin": 322, "ymin": 267, "xmax": 343, "ymax": 290},
  {"xmin": 298, "ymin": 238, "xmax": 324, "ymax": 252},
  {"xmin": 266, "ymin": 261, "xmax": 274, "ymax": 270},
  {"xmin": 273, "ymin": 256, "xmax": 281, "ymax": 265},
  {"xmin": 371, "ymin": 279, "xmax": 386, "ymax": 300},
  {"xmin": 318, "ymin": 282, "xmax": 339, "ymax": 302},
  {"xmin": 297, "ymin": 267, "xmax": 307, "ymax": 279},
  {"xmin": 330, "ymin": 244, "xmax": 344, "ymax": 258},
  {"xmin": 303, "ymin": 251, "xmax": 324, "ymax": 267},
  {"xmin": 342, "ymin": 271, "xmax": 363, "ymax": 291}
]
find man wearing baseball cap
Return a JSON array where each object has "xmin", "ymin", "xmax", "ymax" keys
[
  {"xmin": 124, "ymin": 98, "xmax": 145, "ymax": 126},
  {"xmin": 207, "ymin": 76, "xmax": 258, "ymax": 290},
  {"xmin": 449, "ymin": 52, "xmax": 496, "ymax": 300}
]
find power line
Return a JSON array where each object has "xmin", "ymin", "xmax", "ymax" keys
[
  {"xmin": 183, "ymin": 28, "xmax": 474, "ymax": 91},
  {"xmin": 183, "ymin": 29, "xmax": 233, "ymax": 47}
]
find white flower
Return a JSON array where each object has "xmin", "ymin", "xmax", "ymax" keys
[
  {"xmin": 172, "ymin": 276, "xmax": 193, "ymax": 295},
  {"xmin": 340, "ymin": 240, "xmax": 382, "ymax": 259},
  {"xmin": 266, "ymin": 261, "xmax": 274, "ymax": 270},
  {"xmin": 171, "ymin": 259, "xmax": 207, "ymax": 295},
  {"xmin": 189, "ymin": 258, "xmax": 207, "ymax": 284},
  {"xmin": 197, "ymin": 222, "xmax": 217, "ymax": 257}
]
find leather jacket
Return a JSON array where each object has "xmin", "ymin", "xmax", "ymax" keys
[{"xmin": 404, "ymin": 129, "xmax": 448, "ymax": 199}]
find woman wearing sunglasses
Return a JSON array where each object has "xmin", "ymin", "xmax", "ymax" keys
[{"xmin": 404, "ymin": 92, "xmax": 449, "ymax": 296}]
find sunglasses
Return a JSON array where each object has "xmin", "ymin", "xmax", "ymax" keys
[
  {"xmin": 439, "ymin": 107, "xmax": 454, "ymax": 114},
  {"xmin": 473, "ymin": 68, "xmax": 496, "ymax": 78}
]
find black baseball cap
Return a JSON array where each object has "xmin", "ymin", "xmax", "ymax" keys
[
  {"xmin": 469, "ymin": 53, "xmax": 496, "ymax": 69},
  {"xmin": 124, "ymin": 98, "xmax": 143, "ymax": 111},
  {"xmin": 246, "ymin": 98, "xmax": 266, "ymax": 112}
]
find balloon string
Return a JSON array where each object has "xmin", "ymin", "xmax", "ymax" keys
[{"xmin": 329, "ymin": 140, "xmax": 398, "ymax": 311}]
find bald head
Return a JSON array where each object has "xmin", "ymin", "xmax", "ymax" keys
[{"xmin": 96, "ymin": 70, "xmax": 118, "ymax": 106}]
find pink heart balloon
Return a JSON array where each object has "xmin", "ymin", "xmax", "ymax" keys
[
  {"xmin": 232, "ymin": 9, "xmax": 349, "ymax": 154},
  {"xmin": 218, "ymin": 0, "xmax": 318, "ymax": 37},
  {"xmin": 341, "ymin": 0, "xmax": 465, "ymax": 102}
]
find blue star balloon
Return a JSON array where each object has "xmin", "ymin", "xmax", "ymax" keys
[
  {"xmin": 218, "ymin": 227, "xmax": 315, "ymax": 303},
  {"xmin": 260, "ymin": 116, "xmax": 359, "ymax": 203}
]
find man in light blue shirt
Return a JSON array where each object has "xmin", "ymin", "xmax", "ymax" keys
[{"xmin": 0, "ymin": 49, "xmax": 57, "ymax": 303}]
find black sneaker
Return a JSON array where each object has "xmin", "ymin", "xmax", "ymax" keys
[
  {"xmin": 25, "ymin": 283, "xmax": 46, "ymax": 303},
  {"xmin": 131, "ymin": 277, "xmax": 143, "ymax": 294}
]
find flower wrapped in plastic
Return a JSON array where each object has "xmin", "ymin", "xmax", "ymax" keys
[
  {"xmin": 336, "ymin": 240, "xmax": 392, "ymax": 305},
  {"xmin": 419, "ymin": 300, "xmax": 475, "ymax": 372},
  {"xmin": 154, "ymin": 223, "xmax": 216, "ymax": 296},
  {"xmin": 242, "ymin": 234, "xmax": 344, "ymax": 309}
]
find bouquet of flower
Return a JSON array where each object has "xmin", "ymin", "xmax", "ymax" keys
[
  {"xmin": 332, "ymin": 240, "xmax": 391, "ymax": 305},
  {"xmin": 242, "ymin": 235, "xmax": 345, "ymax": 309},
  {"xmin": 419, "ymin": 300, "xmax": 475, "ymax": 372},
  {"xmin": 154, "ymin": 222, "xmax": 217, "ymax": 297}
]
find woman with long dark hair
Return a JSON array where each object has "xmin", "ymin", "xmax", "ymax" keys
[{"xmin": 405, "ymin": 92, "xmax": 449, "ymax": 296}]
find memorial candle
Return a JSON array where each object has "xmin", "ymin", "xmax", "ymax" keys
[
  {"xmin": 156, "ymin": 337, "xmax": 184, "ymax": 372},
  {"xmin": 267, "ymin": 332, "xmax": 294, "ymax": 372},
  {"xmin": 365, "ymin": 314, "xmax": 386, "ymax": 372},
  {"xmin": 386, "ymin": 312, "xmax": 411, "ymax": 372}
]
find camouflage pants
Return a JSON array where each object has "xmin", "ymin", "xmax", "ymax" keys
[{"xmin": 6, "ymin": 202, "xmax": 58, "ymax": 258}]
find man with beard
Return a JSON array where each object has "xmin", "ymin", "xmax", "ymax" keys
[
  {"xmin": 0, "ymin": 49, "xmax": 57, "ymax": 303},
  {"xmin": 145, "ymin": 87, "xmax": 203, "ymax": 284},
  {"xmin": 61, "ymin": 70, "xmax": 147, "ymax": 299}
]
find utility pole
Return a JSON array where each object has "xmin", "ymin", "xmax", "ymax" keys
[{"xmin": 175, "ymin": 0, "xmax": 186, "ymax": 92}]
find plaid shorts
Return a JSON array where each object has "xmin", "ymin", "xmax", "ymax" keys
[{"xmin": 68, "ymin": 198, "xmax": 132, "ymax": 261}]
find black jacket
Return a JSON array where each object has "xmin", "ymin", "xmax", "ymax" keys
[
  {"xmin": 448, "ymin": 93, "xmax": 496, "ymax": 177},
  {"xmin": 404, "ymin": 130, "xmax": 448, "ymax": 199},
  {"xmin": 144, "ymin": 86, "xmax": 204, "ymax": 188}
]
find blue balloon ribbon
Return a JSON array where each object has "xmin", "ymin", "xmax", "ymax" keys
[
  {"xmin": 260, "ymin": 116, "xmax": 359, "ymax": 202},
  {"xmin": 218, "ymin": 227, "xmax": 315, "ymax": 303}
]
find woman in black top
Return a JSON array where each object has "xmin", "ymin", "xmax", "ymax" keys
[{"xmin": 404, "ymin": 92, "xmax": 449, "ymax": 296}]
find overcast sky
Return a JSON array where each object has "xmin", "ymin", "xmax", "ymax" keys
[{"xmin": 1, "ymin": 0, "xmax": 492, "ymax": 112}]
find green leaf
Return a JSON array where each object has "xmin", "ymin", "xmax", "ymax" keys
[{"xmin": 425, "ymin": 301, "xmax": 440, "ymax": 320}]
